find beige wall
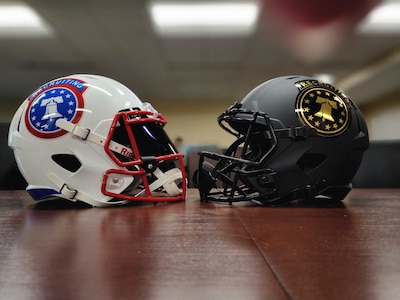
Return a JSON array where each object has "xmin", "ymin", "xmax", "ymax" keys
[
  {"xmin": 0, "ymin": 98, "xmax": 238, "ymax": 149},
  {"xmin": 360, "ymin": 92, "xmax": 400, "ymax": 141},
  {"xmin": 153, "ymin": 100, "xmax": 236, "ymax": 149},
  {"xmin": 2, "ymin": 90, "xmax": 400, "ymax": 147},
  {"xmin": 157, "ymin": 91, "xmax": 400, "ymax": 148},
  {"xmin": 153, "ymin": 92, "xmax": 400, "ymax": 145}
]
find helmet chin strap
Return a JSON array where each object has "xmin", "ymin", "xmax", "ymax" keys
[
  {"xmin": 135, "ymin": 167, "xmax": 183, "ymax": 197},
  {"xmin": 56, "ymin": 119, "xmax": 183, "ymax": 199},
  {"xmin": 48, "ymin": 173, "xmax": 127, "ymax": 207},
  {"xmin": 56, "ymin": 119, "xmax": 133, "ymax": 159}
]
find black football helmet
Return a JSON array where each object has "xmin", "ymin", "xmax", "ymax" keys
[{"xmin": 194, "ymin": 75, "xmax": 369, "ymax": 205}]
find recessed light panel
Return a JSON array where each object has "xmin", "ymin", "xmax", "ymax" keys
[
  {"xmin": 358, "ymin": 1, "xmax": 400, "ymax": 33},
  {"xmin": 0, "ymin": 2, "xmax": 52, "ymax": 37},
  {"xmin": 148, "ymin": 1, "xmax": 261, "ymax": 37}
]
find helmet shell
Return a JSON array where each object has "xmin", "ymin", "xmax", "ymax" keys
[
  {"xmin": 9, "ymin": 74, "xmax": 185, "ymax": 206},
  {"xmin": 196, "ymin": 75, "xmax": 369, "ymax": 204}
]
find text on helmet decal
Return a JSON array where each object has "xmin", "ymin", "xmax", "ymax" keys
[
  {"xmin": 294, "ymin": 80, "xmax": 351, "ymax": 136},
  {"xmin": 25, "ymin": 78, "xmax": 87, "ymax": 139}
]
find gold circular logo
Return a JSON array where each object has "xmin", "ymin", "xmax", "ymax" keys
[{"xmin": 296, "ymin": 85, "xmax": 350, "ymax": 136}]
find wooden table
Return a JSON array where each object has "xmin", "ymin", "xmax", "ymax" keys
[{"xmin": 0, "ymin": 189, "xmax": 399, "ymax": 300}]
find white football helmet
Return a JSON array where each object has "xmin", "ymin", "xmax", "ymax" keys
[{"xmin": 8, "ymin": 74, "xmax": 186, "ymax": 207}]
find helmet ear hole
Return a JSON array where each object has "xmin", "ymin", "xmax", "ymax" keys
[
  {"xmin": 52, "ymin": 154, "xmax": 82, "ymax": 172},
  {"xmin": 297, "ymin": 153, "xmax": 327, "ymax": 173}
]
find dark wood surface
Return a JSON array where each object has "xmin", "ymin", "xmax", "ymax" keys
[{"xmin": 1, "ymin": 189, "xmax": 399, "ymax": 300}]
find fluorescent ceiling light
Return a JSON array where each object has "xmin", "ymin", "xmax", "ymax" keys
[
  {"xmin": 313, "ymin": 73, "xmax": 335, "ymax": 84},
  {"xmin": 358, "ymin": 1, "xmax": 400, "ymax": 33},
  {"xmin": 148, "ymin": 1, "xmax": 260, "ymax": 37},
  {"xmin": 0, "ymin": 2, "xmax": 52, "ymax": 37}
]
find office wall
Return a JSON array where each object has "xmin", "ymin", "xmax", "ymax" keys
[
  {"xmin": 157, "ymin": 93, "xmax": 400, "ymax": 147},
  {"xmin": 153, "ymin": 100, "xmax": 236, "ymax": 149},
  {"xmin": 2, "ymin": 91, "xmax": 400, "ymax": 148},
  {"xmin": 361, "ymin": 92, "xmax": 400, "ymax": 141},
  {"xmin": 0, "ymin": 98, "xmax": 237, "ymax": 148}
]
